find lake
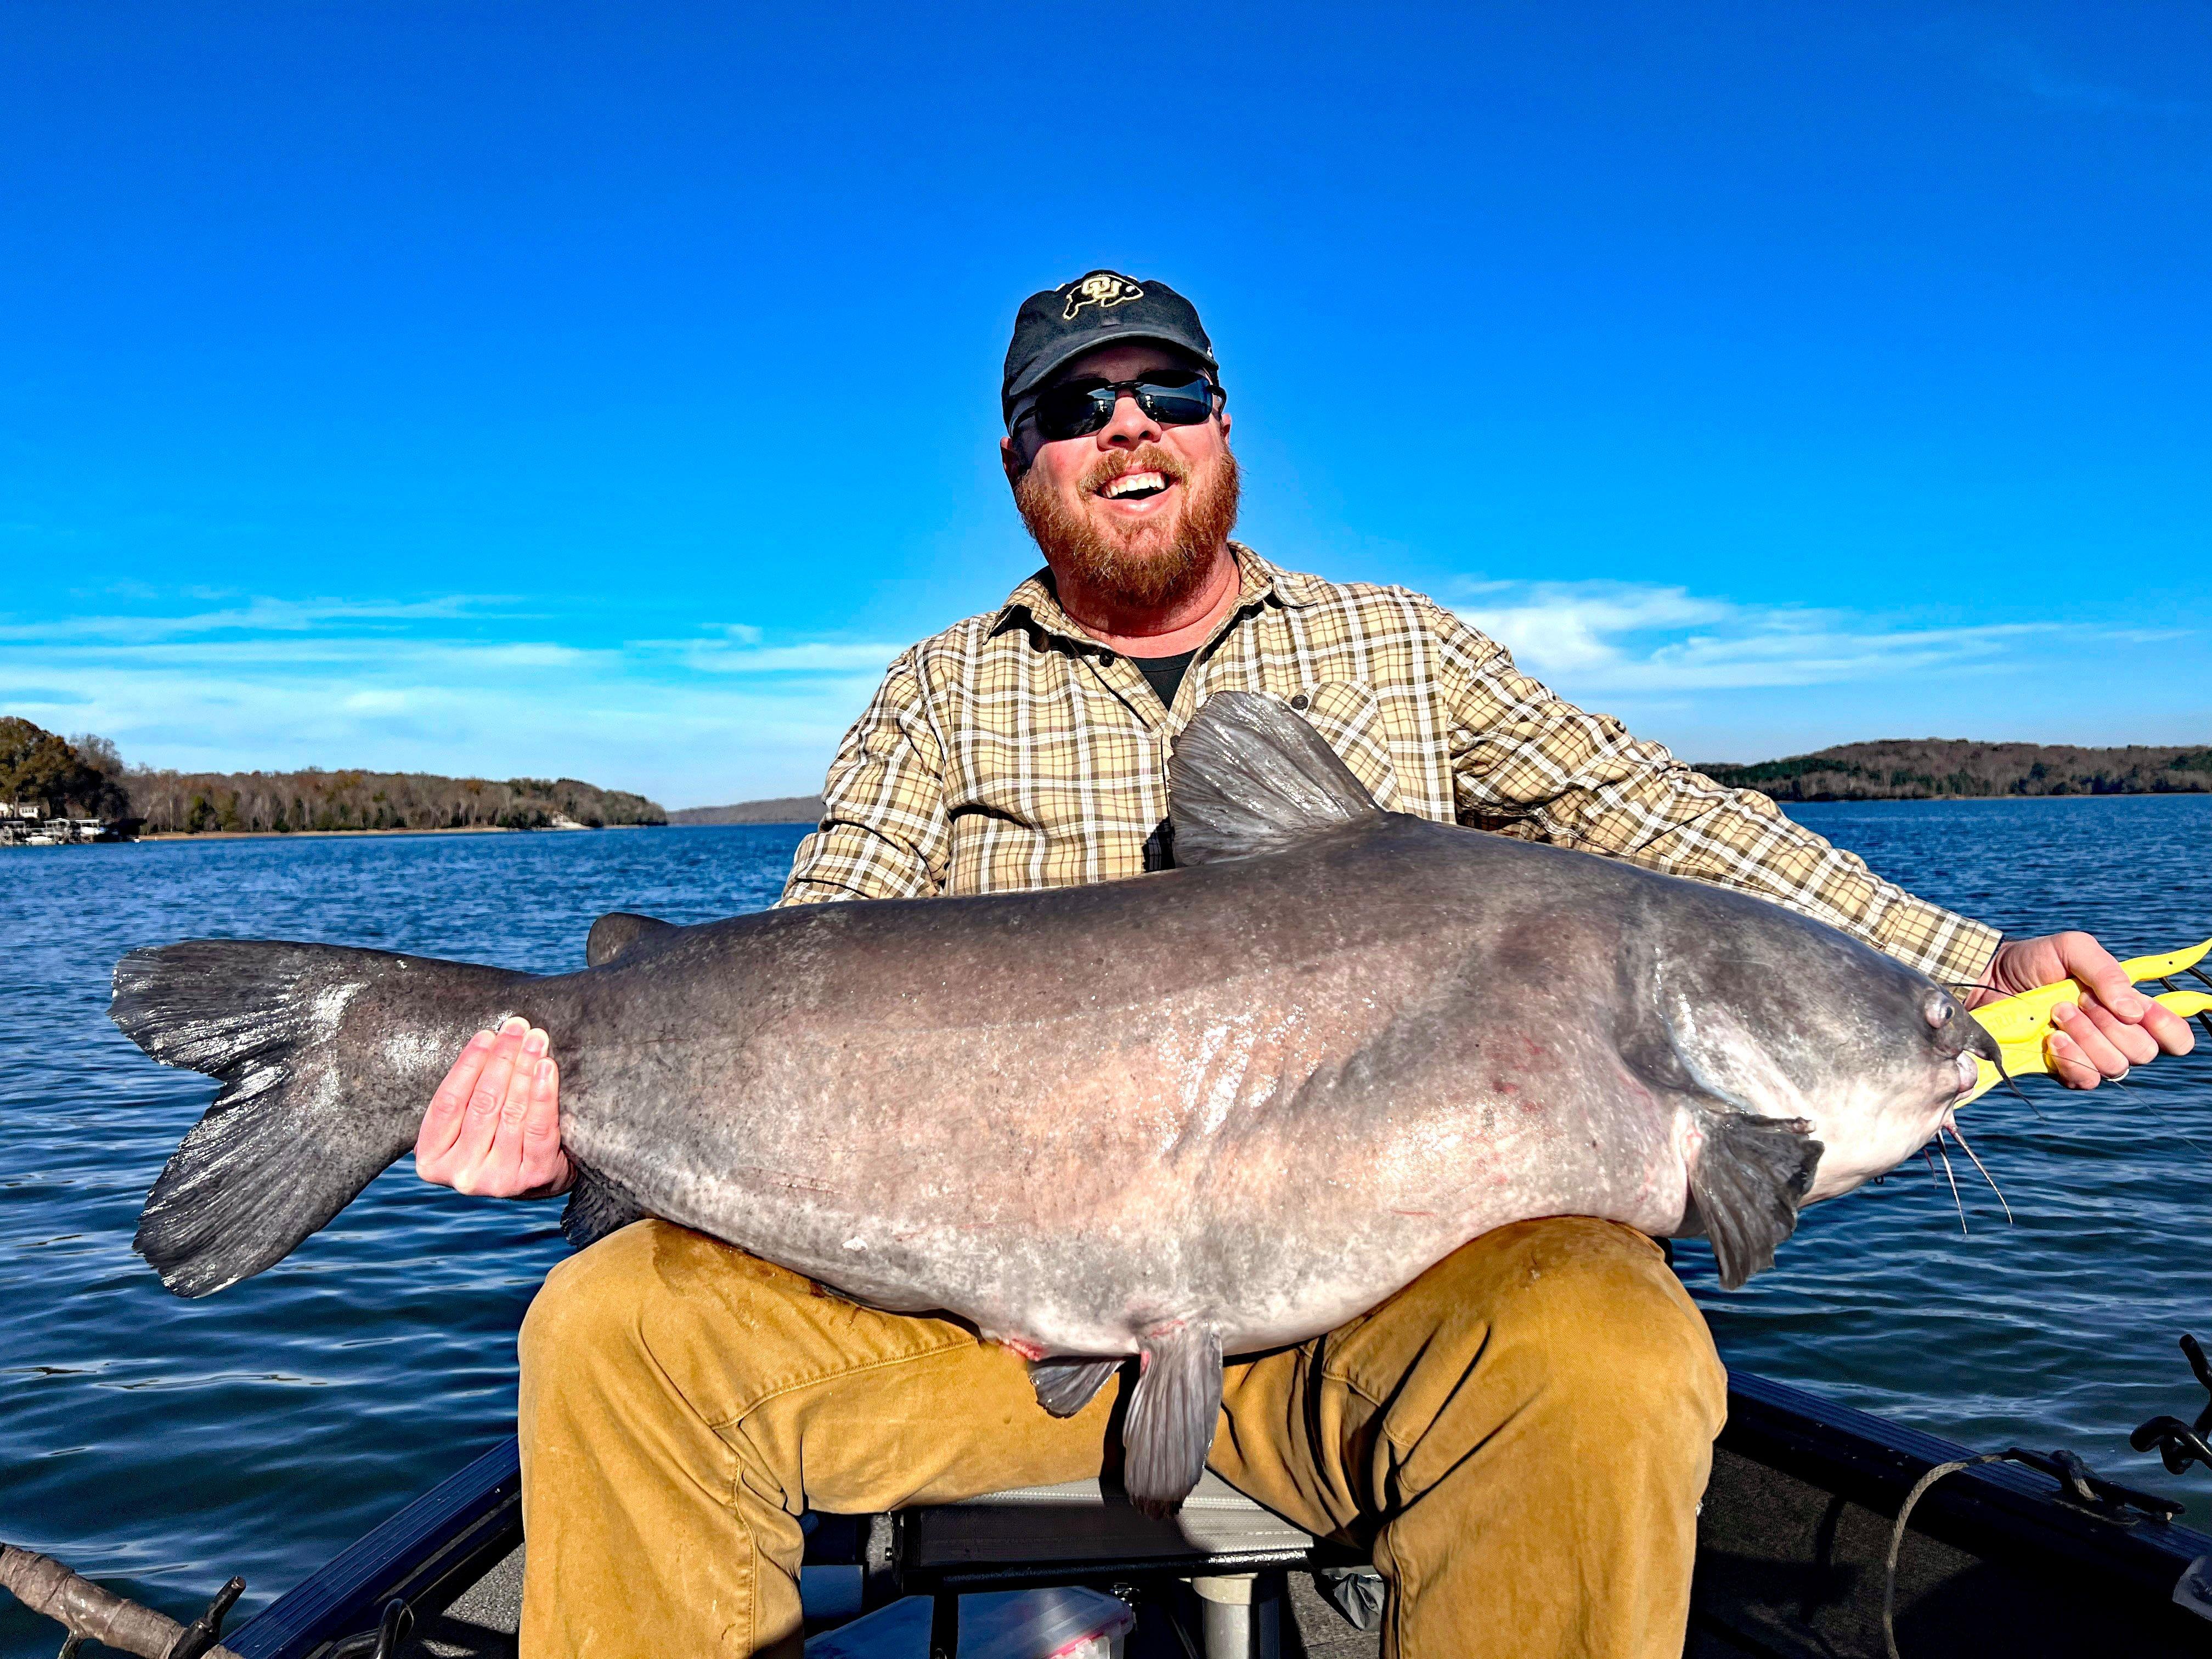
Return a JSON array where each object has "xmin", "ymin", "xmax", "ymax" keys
[{"xmin": 3, "ymin": 802, "xmax": 2208, "ymax": 1649}]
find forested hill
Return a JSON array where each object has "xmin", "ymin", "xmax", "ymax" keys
[
  {"xmin": 5, "ymin": 715, "xmax": 668, "ymax": 832},
  {"xmin": 1699, "ymin": 740, "xmax": 2212, "ymax": 802},
  {"xmin": 669, "ymin": 795, "xmax": 825, "ymax": 825},
  {"xmin": 127, "ymin": 768, "xmax": 667, "ymax": 833}
]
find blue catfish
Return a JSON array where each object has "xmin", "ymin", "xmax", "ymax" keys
[{"xmin": 110, "ymin": 693, "xmax": 1994, "ymax": 1512}]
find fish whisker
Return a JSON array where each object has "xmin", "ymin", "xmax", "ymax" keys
[
  {"xmin": 1945, "ymin": 1122, "xmax": 2013, "ymax": 1226},
  {"xmin": 1991, "ymin": 1048, "xmax": 2046, "ymax": 1122},
  {"xmin": 1931, "ymin": 1132, "xmax": 1969, "ymax": 1235}
]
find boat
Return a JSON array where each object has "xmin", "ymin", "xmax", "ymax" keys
[{"xmin": 156, "ymin": 1363, "xmax": 2207, "ymax": 1659}]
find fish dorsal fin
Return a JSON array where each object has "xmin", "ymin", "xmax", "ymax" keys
[
  {"xmin": 586, "ymin": 912, "xmax": 678, "ymax": 968},
  {"xmin": 1168, "ymin": 692, "xmax": 1383, "ymax": 865}
]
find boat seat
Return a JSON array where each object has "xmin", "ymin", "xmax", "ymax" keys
[
  {"xmin": 909, "ymin": 1471, "xmax": 1319, "ymax": 1574},
  {"xmin": 832, "ymin": 1471, "xmax": 1378, "ymax": 1657}
]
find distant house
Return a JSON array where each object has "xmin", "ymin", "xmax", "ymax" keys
[{"xmin": 2, "ymin": 803, "xmax": 128, "ymax": 846}]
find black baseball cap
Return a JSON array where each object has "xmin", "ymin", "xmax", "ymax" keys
[{"xmin": 1001, "ymin": 270, "xmax": 1219, "ymax": 425}]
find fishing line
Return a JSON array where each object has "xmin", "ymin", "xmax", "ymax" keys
[{"xmin": 2106, "ymin": 1074, "xmax": 2210, "ymax": 1159}]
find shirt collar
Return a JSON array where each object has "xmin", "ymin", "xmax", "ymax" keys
[{"xmin": 992, "ymin": 542, "xmax": 1318, "ymax": 646}]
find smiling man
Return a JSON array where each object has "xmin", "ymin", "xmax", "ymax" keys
[{"xmin": 417, "ymin": 272, "xmax": 2191, "ymax": 1659}]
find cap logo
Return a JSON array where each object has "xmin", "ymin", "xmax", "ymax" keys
[{"xmin": 1063, "ymin": 272, "xmax": 1144, "ymax": 321}]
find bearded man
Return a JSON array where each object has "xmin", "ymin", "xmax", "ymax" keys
[{"xmin": 416, "ymin": 272, "xmax": 2191, "ymax": 1659}]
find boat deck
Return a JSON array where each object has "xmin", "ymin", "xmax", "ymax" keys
[{"xmin": 222, "ymin": 1371, "xmax": 2212, "ymax": 1659}]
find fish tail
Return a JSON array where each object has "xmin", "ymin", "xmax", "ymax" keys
[{"xmin": 110, "ymin": 939, "xmax": 526, "ymax": 1297}]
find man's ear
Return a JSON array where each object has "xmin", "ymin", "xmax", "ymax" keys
[{"xmin": 1000, "ymin": 432, "xmax": 1026, "ymax": 485}]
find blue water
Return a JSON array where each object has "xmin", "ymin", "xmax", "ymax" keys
[{"xmin": 3, "ymin": 806, "xmax": 2209, "ymax": 1649}]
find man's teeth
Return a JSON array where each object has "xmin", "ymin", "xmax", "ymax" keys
[{"xmin": 1102, "ymin": 471, "xmax": 1169, "ymax": 500}]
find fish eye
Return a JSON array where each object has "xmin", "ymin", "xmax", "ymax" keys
[{"xmin": 1925, "ymin": 996, "xmax": 1954, "ymax": 1029}]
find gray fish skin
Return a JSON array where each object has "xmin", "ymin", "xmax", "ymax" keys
[
  {"xmin": 109, "ymin": 693, "xmax": 1994, "ymax": 1509},
  {"xmin": 507, "ymin": 815, "xmax": 1976, "ymax": 1354}
]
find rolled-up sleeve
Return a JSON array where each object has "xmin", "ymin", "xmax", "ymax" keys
[
  {"xmin": 778, "ymin": 651, "xmax": 952, "ymax": 906},
  {"xmin": 1420, "ymin": 597, "xmax": 2002, "ymax": 990}
]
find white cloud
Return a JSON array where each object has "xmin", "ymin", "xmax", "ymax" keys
[
  {"xmin": 1455, "ymin": 581, "xmax": 2071, "ymax": 695},
  {"xmin": 0, "ymin": 595, "xmax": 506, "ymax": 644},
  {"xmin": 1974, "ymin": 41, "xmax": 2200, "ymax": 121},
  {"xmin": 12, "ymin": 582, "xmax": 2187, "ymax": 806},
  {"xmin": 674, "ymin": 640, "xmax": 904, "ymax": 675},
  {"xmin": 0, "ymin": 605, "xmax": 904, "ymax": 807}
]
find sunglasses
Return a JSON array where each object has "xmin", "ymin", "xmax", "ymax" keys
[{"xmin": 1025, "ymin": 370, "xmax": 1224, "ymax": 443}]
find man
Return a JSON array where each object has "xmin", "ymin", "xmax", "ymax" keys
[{"xmin": 417, "ymin": 272, "xmax": 2192, "ymax": 1658}]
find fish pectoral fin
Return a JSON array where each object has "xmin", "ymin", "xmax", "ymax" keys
[
  {"xmin": 1689, "ymin": 1111, "xmax": 1824, "ymax": 1292},
  {"xmin": 561, "ymin": 1164, "xmax": 652, "ymax": 1249},
  {"xmin": 1122, "ymin": 1324, "xmax": 1224, "ymax": 1519},
  {"xmin": 585, "ymin": 912, "xmax": 679, "ymax": 968},
  {"xmin": 1029, "ymin": 1356, "xmax": 1122, "ymax": 1417}
]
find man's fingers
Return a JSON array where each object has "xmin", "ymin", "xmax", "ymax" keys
[
  {"xmin": 2142, "ymin": 1001, "xmax": 2198, "ymax": 1057},
  {"xmin": 2076, "ymin": 998, "xmax": 2160, "ymax": 1068},
  {"xmin": 2050, "ymin": 1003, "xmax": 2131, "ymax": 1085},
  {"xmin": 2056, "ymin": 933, "xmax": 2150, "ymax": 1020},
  {"xmin": 518, "ymin": 1057, "xmax": 570, "ymax": 1195},
  {"xmin": 2045, "ymin": 1027, "xmax": 2103, "ymax": 1089},
  {"xmin": 448, "ymin": 1018, "xmax": 527, "ymax": 1192},
  {"xmin": 476, "ymin": 1027, "xmax": 546, "ymax": 1196},
  {"xmin": 417, "ymin": 1030, "xmax": 495, "ymax": 1172}
]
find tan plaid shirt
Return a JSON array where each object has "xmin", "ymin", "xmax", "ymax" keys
[{"xmin": 780, "ymin": 546, "xmax": 2000, "ymax": 989}]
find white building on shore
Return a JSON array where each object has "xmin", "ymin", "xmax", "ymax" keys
[{"xmin": 1, "ymin": 803, "xmax": 119, "ymax": 847}]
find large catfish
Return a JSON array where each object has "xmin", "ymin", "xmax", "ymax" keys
[{"xmin": 111, "ymin": 693, "xmax": 1996, "ymax": 1511}]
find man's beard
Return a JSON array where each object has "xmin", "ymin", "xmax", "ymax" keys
[{"xmin": 1012, "ymin": 442, "xmax": 1242, "ymax": 612}]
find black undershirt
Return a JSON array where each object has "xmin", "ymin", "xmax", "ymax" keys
[{"xmin": 1130, "ymin": 647, "xmax": 1199, "ymax": 711}]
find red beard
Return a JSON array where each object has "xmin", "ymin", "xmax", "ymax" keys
[{"xmin": 1013, "ymin": 442, "xmax": 1242, "ymax": 612}]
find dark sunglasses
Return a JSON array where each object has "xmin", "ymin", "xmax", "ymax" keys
[{"xmin": 1025, "ymin": 370, "xmax": 1224, "ymax": 443}]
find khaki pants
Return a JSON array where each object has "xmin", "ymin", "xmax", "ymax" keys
[{"xmin": 516, "ymin": 1217, "xmax": 1726, "ymax": 1659}]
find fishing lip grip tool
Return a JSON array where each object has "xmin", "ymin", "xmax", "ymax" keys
[{"xmin": 1957, "ymin": 937, "xmax": 2212, "ymax": 1108}]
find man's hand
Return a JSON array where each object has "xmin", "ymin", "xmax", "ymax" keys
[
  {"xmin": 415, "ymin": 1017, "xmax": 577, "ymax": 1197},
  {"xmin": 1967, "ymin": 930, "xmax": 2196, "ymax": 1090}
]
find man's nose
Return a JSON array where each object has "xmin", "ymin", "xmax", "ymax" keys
[{"xmin": 1098, "ymin": 390, "xmax": 1160, "ymax": 447}]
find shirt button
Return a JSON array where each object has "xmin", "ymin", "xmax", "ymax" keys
[
  {"xmin": 1098, "ymin": 652, "xmax": 1115, "ymax": 666},
  {"xmin": 1290, "ymin": 692, "xmax": 1310, "ymax": 711}
]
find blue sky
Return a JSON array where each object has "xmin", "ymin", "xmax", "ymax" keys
[{"xmin": 4, "ymin": 2, "xmax": 2207, "ymax": 807}]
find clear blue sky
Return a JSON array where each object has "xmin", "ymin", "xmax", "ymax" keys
[{"xmin": 4, "ymin": 2, "xmax": 2206, "ymax": 807}]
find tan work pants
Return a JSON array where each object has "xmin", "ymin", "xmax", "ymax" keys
[{"xmin": 516, "ymin": 1217, "xmax": 1726, "ymax": 1659}]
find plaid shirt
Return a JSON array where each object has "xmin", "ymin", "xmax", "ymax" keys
[{"xmin": 780, "ymin": 546, "xmax": 2000, "ymax": 989}]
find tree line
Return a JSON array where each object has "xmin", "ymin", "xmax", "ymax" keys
[
  {"xmin": 2, "ymin": 718, "xmax": 665, "ymax": 833},
  {"xmin": 1699, "ymin": 739, "xmax": 2212, "ymax": 802}
]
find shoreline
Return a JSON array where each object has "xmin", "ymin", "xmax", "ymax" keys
[
  {"xmin": 132, "ymin": 823, "xmax": 662, "ymax": 843},
  {"xmin": 13, "ymin": 794, "xmax": 2193, "ymax": 851}
]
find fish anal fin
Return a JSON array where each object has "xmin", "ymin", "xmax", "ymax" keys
[
  {"xmin": 1123, "ymin": 1324, "xmax": 1224, "ymax": 1518},
  {"xmin": 586, "ymin": 912, "xmax": 679, "ymax": 968},
  {"xmin": 562, "ymin": 1163, "xmax": 651, "ymax": 1249},
  {"xmin": 1029, "ymin": 1356, "xmax": 1122, "ymax": 1418},
  {"xmin": 1167, "ymin": 692, "xmax": 1382, "ymax": 865},
  {"xmin": 1690, "ymin": 1112, "xmax": 1822, "ymax": 1291}
]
